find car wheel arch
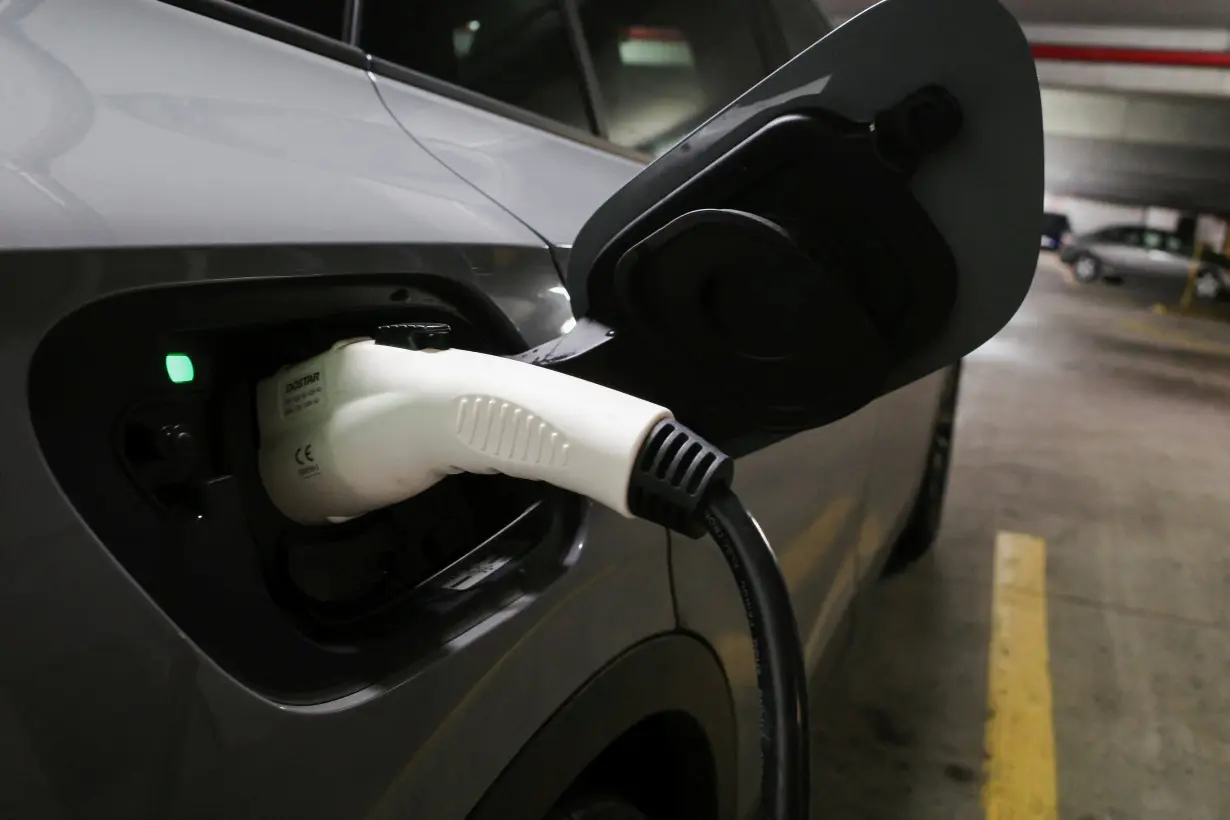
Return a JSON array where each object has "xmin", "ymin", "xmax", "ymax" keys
[{"xmin": 465, "ymin": 633, "xmax": 739, "ymax": 820}]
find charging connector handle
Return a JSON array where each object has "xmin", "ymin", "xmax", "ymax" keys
[
  {"xmin": 256, "ymin": 339, "xmax": 809, "ymax": 820},
  {"xmin": 257, "ymin": 338, "xmax": 671, "ymax": 525}
]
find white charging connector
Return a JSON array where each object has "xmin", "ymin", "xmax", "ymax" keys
[
  {"xmin": 256, "ymin": 335, "xmax": 671, "ymax": 525},
  {"xmin": 255, "ymin": 328, "xmax": 807, "ymax": 820}
]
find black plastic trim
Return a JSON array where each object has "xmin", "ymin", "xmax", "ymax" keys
[
  {"xmin": 764, "ymin": 0, "xmax": 835, "ymax": 62},
  {"xmin": 467, "ymin": 633, "xmax": 738, "ymax": 820},
  {"xmin": 367, "ymin": 56, "xmax": 652, "ymax": 165},
  {"xmin": 560, "ymin": 0, "xmax": 609, "ymax": 139},
  {"xmin": 159, "ymin": 0, "xmax": 367, "ymax": 67},
  {"xmin": 744, "ymin": 0, "xmax": 789, "ymax": 73},
  {"xmin": 341, "ymin": 0, "xmax": 363, "ymax": 45}
]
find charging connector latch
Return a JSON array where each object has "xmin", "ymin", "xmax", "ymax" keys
[{"xmin": 372, "ymin": 323, "xmax": 453, "ymax": 351}]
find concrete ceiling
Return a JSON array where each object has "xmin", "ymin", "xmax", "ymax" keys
[
  {"xmin": 991, "ymin": 0, "xmax": 1230, "ymax": 28},
  {"xmin": 1040, "ymin": 88, "xmax": 1230, "ymax": 214},
  {"xmin": 1045, "ymin": 137, "xmax": 1230, "ymax": 214},
  {"xmin": 820, "ymin": 0, "xmax": 1230, "ymax": 213},
  {"xmin": 821, "ymin": 0, "xmax": 1230, "ymax": 28}
]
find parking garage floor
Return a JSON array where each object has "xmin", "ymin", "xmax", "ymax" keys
[{"xmin": 811, "ymin": 254, "xmax": 1230, "ymax": 820}]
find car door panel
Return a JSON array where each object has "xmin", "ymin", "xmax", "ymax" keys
[
  {"xmin": 1159, "ymin": 236, "xmax": 1196, "ymax": 278},
  {"xmin": 1115, "ymin": 230, "xmax": 1149, "ymax": 274},
  {"xmin": 1094, "ymin": 242, "xmax": 1126, "ymax": 270},
  {"xmin": 1135, "ymin": 231, "xmax": 1193, "ymax": 279},
  {"xmin": 1161, "ymin": 252, "xmax": 1194, "ymax": 278},
  {"xmin": 1087, "ymin": 229, "xmax": 1132, "ymax": 270},
  {"xmin": 859, "ymin": 370, "xmax": 947, "ymax": 580},
  {"xmin": 1140, "ymin": 230, "xmax": 1173, "ymax": 276}
]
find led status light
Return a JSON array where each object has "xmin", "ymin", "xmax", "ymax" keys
[{"xmin": 165, "ymin": 353, "xmax": 195, "ymax": 384}]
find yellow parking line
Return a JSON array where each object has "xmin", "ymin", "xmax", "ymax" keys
[
  {"xmin": 983, "ymin": 532, "xmax": 1057, "ymax": 820},
  {"xmin": 1121, "ymin": 319, "xmax": 1230, "ymax": 357}
]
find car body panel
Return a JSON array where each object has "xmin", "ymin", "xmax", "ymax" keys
[
  {"xmin": 861, "ymin": 372, "xmax": 948, "ymax": 582},
  {"xmin": 372, "ymin": 72, "xmax": 646, "ymax": 249},
  {"xmin": 1140, "ymin": 230, "xmax": 1195, "ymax": 277},
  {"xmin": 0, "ymin": 1, "xmax": 953, "ymax": 818},
  {"xmin": 0, "ymin": 0, "xmax": 540, "ymax": 250},
  {"xmin": 1149, "ymin": 249, "xmax": 1190, "ymax": 276},
  {"xmin": 1068, "ymin": 225, "xmax": 1215, "ymax": 283},
  {"xmin": 1088, "ymin": 228, "xmax": 1138, "ymax": 271},
  {"xmin": 1, "ymin": 3, "xmax": 677, "ymax": 819},
  {"xmin": 672, "ymin": 364, "xmax": 949, "ymax": 820}
]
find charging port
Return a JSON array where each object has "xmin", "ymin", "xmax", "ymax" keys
[{"xmin": 29, "ymin": 273, "xmax": 585, "ymax": 702}]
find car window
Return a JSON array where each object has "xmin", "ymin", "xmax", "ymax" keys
[
  {"xmin": 359, "ymin": 0, "xmax": 593, "ymax": 133},
  {"xmin": 1164, "ymin": 234, "xmax": 1190, "ymax": 255},
  {"xmin": 1142, "ymin": 229, "xmax": 1164, "ymax": 250},
  {"xmin": 578, "ymin": 0, "xmax": 766, "ymax": 157},
  {"xmin": 1113, "ymin": 227, "xmax": 1142, "ymax": 247},
  {"xmin": 224, "ymin": 0, "xmax": 347, "ymax": 39}
]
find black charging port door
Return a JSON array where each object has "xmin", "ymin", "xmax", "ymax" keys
[{"xmin": 29, "ymin": 274, "xmax": 586, "ymax": 704}]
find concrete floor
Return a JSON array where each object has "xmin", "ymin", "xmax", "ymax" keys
[{"xmin": 811, "ymin": 255, "xmax": 1230, "ymax": 819}]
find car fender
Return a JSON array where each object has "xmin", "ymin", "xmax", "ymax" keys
[{"xmin": 466, "ymin": 633, "xmax": 738, "ymax": 820}]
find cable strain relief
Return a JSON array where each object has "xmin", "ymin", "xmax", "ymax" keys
[{"xmin": 626, "ymin": 418, "xmax": 734, "ymax": 538}]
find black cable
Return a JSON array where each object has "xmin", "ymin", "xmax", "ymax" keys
[
  {"xmin": 703, "ymin": 484, "xmax": 809, "ymax": 820},
  {"xmin": 627, "ymin": 419, "xmax": 810, "ymax": 820}
]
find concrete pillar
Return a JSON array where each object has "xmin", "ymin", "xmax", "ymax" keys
[
  {"xmin": 1176, "ymin": 214, "xmax": 1198, "ymax": 245},
  {"xmin": 1043, "ymin": 193, "xmax": 1145, "ymax": 234}
]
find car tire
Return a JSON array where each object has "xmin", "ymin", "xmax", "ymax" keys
[
  {"xmin": 543, "ymin": 795, "xmax": 648, "ymax": 820},
  {"xmin": 1194, "ymin": 268, "xmax": 1226, "ymax": 301},
  {"xmin": 1071, "ymin": 253, "xmax": 1102, "ymax": 284},
  {"xmin": 880, "ymin": 361, "xmax": 962, "ymax": 579}
]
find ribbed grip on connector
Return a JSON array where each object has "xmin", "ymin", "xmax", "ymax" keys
[{"xmin": 626, "ymin": 419, "xmax": 734, "ymax": 538}]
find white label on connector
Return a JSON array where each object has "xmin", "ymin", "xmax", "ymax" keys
[
  {"xmin": 438, "ymin": 556, "xmax": 510, "ymax": 591},
  {"xmin": 282, "ymin": 369, "xmax": 326, "ymax": 419}
]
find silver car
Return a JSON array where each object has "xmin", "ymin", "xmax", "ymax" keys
[
  {"xmin": 1060, "ymin": 224, "xmax": 1230, "ymax": 300},
  {"xmin": 0, "ymin": 0, "xmax": 1041, "ymax": 818}
]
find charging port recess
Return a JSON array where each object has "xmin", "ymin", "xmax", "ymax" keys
[{"xmin": 28, "ymin": 274, "xmax": 586, "ymax": 704}]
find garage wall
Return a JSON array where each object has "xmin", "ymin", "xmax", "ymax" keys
[
  {"xmin": 1044, "ymin": 193, "xmax": 1229, "ymax": 249},
  {"xmin": 1043, "ymin": 193, "xmax": 1144, "ymax": 233},
  {"xmin": 1143, "ymin": 207, "xmax": 1182, "ymax": 230},
  {"xmin": 1042, "ymin": 88, "xmax": 1230, "ymax": 151}
]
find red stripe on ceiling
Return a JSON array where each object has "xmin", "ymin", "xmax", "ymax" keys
[
  {"xmin": 622, "ymin": 25, "xmax": 685, "ymax": 42},
  {"xmin": 1032, "ymin": 43, "xmax": 1230, "ymax": 68}
]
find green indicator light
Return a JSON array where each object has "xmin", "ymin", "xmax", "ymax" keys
[{"xmin": 165, "ymin": 353, "xmax": 195, "ymax": 384}]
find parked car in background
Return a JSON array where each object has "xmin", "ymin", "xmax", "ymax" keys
[
  {"xmin": 1040, "ymin": 211, "xmax": 1071, "ymax": 250},
  {"xmin": 1059, "ymin": 224, "xmax": 1229, "ymax": 300}
]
